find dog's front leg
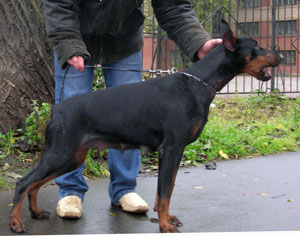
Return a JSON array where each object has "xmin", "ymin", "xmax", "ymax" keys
[{"xmin": 156, "ymin": 144, "xmax": 184, "ymax": 233}]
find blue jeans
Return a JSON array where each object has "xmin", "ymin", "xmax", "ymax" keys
[{"xmin": 54, "ymin": 51, "xmax": 142, "ymax": 204}]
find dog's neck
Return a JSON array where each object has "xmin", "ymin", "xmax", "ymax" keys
[{"xmin": 186, "ymin": 45, "xmax": 241, "ymax": 92}]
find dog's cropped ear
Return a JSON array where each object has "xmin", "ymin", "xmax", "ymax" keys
[{"xmin": 221, "ymin": 19, "xmax": 237, "ymax": 52}]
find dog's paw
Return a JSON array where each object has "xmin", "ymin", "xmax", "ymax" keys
[
  {"xmin": 30, "ymin": 209, "xmax": 50, "ymax": 219},
  {"xmin": 160, "ymin": 223, "xmax": 180, "ymax": 233},
  {"xmin": 9, "ymin": 218, "xmax": 26, "ymax": 233},
  {"xmin": 169, "ymin": 215, "xmax": 183, "ymax": 227}
]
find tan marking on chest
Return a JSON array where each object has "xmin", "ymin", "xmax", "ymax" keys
[{"xmin": 192, "ymin": 120, "xmax": 202, "ymax": 139}]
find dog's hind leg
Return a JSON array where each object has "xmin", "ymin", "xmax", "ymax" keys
[
  {"xmin": 27, "ymin": 177, "xmax": 55, "ymax": 220},
  {"xmin": 156, "ymin": 141, "xmax": 185, "ymax": 233},
  {"xmin": 9, "ymin": 160, "xmax": 57, "ymax": 233},
  {"xmin": 9, "ymin": 145, "xmax": 89, "ymax": 233},
  {"xmin": 28, "ymin": 145, "xmax": 89, "ymax": 217}
]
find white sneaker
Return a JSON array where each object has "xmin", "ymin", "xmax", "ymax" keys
[
  {"xmin": 117, "ymin": 193, "xmax": 149, "ymax": 213},
  {"xmin": 56, "ymin": 196, "xmax": 82, "ymax": 218}
]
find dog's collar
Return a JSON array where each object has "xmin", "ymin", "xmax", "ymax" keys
[{"xmin": 179, "ymin": 72, "xmax": 217, "ymax": 94}]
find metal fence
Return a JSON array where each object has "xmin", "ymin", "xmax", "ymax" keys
[{"xmin": 143, "ymin": 0, "xmax": 300, "ymax": 95}]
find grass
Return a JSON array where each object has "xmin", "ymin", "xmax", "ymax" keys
[
  {"xmin": 23, "ymin": 100, "xmax": 51, "ymax": 148},
  {"xmin": 0, "ymin": 92, "xmax": 299, "ymax": 190},
  {"xmin": 183, "ymin": 92, "xmax": 300, "ymax": 165},
  {"xmin": 0, "ymin": 127, "xmax": 16, "ymax": 158},
  {"xmin": 83, "ymin": 150, "xmax": 110, "ymax": 179}
]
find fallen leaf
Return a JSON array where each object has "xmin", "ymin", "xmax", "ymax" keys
[
  {"xmin": 6, "ymin": 172, "xmax": 22, "ymax": 179},
  {"xmin": 242, "ymin": 193, "xmax": 249, "ymax": 196},
  {"xmin": 288, "ymin": 199, "xmax": 294, "ymax": 202},
  {"xmin": 261, "ymin": 193, "xmax": 272, "ymax": 197},
  {"xmin": 110, "ymin": 212, "xmax": 115, "ymax": 216},
  {"xmin": 195, "ymin": 186, "xmax": 204, "ymax": 190},
  {"xmin": 8, "ymin": 203, "xmax": 13, "ymax": 207},
  {"xmin": 276, "ymin": 124, "xmax": 284, "ymax": 130},
  {"xmin": 0, "ymin": 163, "xmax": 10, "ymax": 172},
  {"xmin": 205, "ymin": 162, "xmax": 217, "ymax": 170},
  {"xmin": 103, "ymin": 170, "xmax": 110, "ymax": 177},
  {"xmin": 219, "ymin": 150, "xmax": 229, "ymax": 159},
  {"xmin": 150, "ymin": 218, "xmax": 159, "ymax": 223}
]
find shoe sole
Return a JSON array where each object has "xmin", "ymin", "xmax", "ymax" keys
[
  {"xmin": 57, "ymin": 212, "xmax": 81, "ymax": 219},
  {"xmin": 121, "ymin": 206, "xmax": 149, "ymax": 214}
]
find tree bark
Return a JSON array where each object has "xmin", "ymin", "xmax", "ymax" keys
[{"xmin": 0, "ymin": 0, "xmax": 54, "ymax": 133}]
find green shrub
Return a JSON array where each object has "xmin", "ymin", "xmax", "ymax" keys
[
  {"xmin": 93, "ymin": 67, "xmax": 106, "ymax": 91},
  {"xmin": 23, "ymin": 100, "xmax": 51, "ymax": 149},
  {"xmin": 0, "ymin": 128, "xmax": 16, "ymax": 158},
  {"xmin": 83, "ymin": 150, "xmax": 109, "ymax": 178}
]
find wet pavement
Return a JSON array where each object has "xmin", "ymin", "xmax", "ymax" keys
[{"xmin": 1, "ymin": 151, "xmax": 300, "ymax": 235}]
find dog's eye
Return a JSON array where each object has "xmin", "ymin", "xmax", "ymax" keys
[
  {"xmin": 251, "ymin": 48, "xmax": 258, "ymax": 58},
  {"xmin": 251, "ymin": 46, "xmax": 261, "ymax": 58}
]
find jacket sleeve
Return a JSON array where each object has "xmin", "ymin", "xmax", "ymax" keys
[
  {"xmin": 43, "ymin": 0, "xmax": 91, "ymax": 69},
  {"xmin": 152, "ymin": 0, "xmax": 211, "ymax": 62}
]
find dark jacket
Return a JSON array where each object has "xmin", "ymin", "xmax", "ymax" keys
[{"xmin": 43, "ymin": 0, "xmax": 211, "ymax": 69}]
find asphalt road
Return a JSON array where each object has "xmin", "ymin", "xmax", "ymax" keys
[{"xmin": 1, "ymin": 151, "xmax": 300, "ymax": 235}]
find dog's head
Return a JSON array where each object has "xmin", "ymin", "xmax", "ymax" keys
[{"xmin": 220, "ymin": 19, "xmax": 282, "ymax": 81}]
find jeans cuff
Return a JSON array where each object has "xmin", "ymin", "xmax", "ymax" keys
[
  {"xmin": 111, "ymin": 190, "xmax": 136, "ymax": 205},
  {"xmin": 58, "ymin": 191, "xmax": 85, "ymax": 202}
]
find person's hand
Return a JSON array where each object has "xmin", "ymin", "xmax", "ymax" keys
[
  {"xmin": 67, "ymin": 55, "xmax": 85, "ymax": 72},
  {"xmin": 197, "ymin": 38, "xmax": 223, "ymax": 59}
]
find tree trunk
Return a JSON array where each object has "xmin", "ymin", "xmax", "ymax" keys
[{"xmin": 0, "ymin": 0, "xmax": 54, "ymax": 133}]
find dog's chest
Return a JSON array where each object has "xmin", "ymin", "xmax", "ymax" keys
[{"xmin": 188, "ymin": 118, "xmax": 206, "ymax": 143}]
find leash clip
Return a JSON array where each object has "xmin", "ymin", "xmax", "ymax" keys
[
  {"xmin": 171, "ymin": 67, "xmax": 178, "ymax": 74},
  {"xmin": 155, "ymin": 67, "xmax": 178, "ymax": 75},
  {"xmin": 156, "ymin": 69, "xmax": 163, "ymax": 75}
]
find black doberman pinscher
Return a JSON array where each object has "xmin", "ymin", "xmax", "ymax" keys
[{"xmin": 9, "ymin": 20, "xmax": 281, "ymax": 233}]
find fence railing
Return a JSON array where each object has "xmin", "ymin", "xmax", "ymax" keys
[{"xmin": 143, "ymin": 0, "xmax": 300, "ymax": 94}]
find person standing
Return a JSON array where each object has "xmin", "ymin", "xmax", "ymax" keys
[{"xmin": 43, "ymin": 0, "xmax": 222, "ymax": 218}]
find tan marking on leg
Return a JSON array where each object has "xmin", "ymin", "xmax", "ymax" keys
[
  {"xmin": 158, "ymin": 197, "xmax": 178, "ymax": 233},
  {"xmin": 154, "ymin": 193, "xmax": 159, "ymax": 212},
  {"xmin": 29, "ymin": 175, "xmax": 56, "ymax": 218},
  {"xmin": 10, "ymin": 183, "xmax": 36, "ymax": 232},
  {"xmin": 167, "ymin": 170, "xmax": 181, "ymax": 226}
]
